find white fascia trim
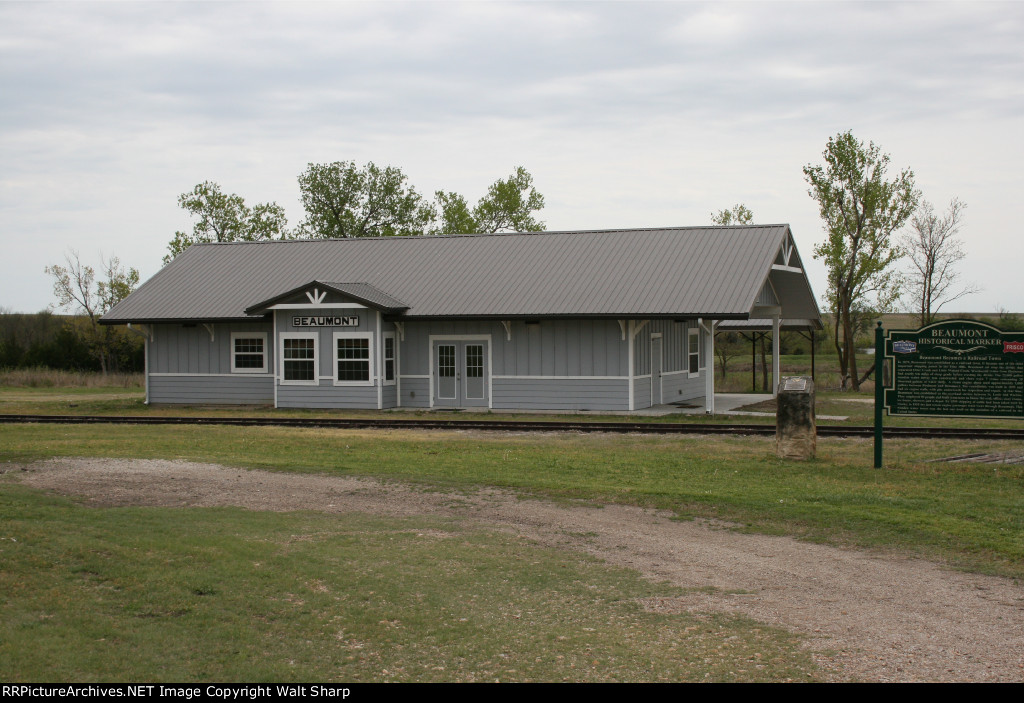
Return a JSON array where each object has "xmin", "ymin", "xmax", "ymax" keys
[
  {"xmin": 267, "ymin": 303, "xmax": 367, "ymax": 310},
  {"xmin": 399, "ymin": 374, "xmax": 431, "ymax": 379}
]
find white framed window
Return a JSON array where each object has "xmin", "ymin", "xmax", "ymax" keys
[
  {"xmin": 382, "ymin": 332, "xmax": 396, "ymax": 385},
  {"xmin": 280, "ymin": 333, "xmax": 318, "ymax": 385},
  {"xmin": 231, "ymin": 332, "xmax": 267, "ymax": 373},
  {"xmin": 688, "ymin": 327, "xmax": 700, "ymax": 377},
  {"xmin": 333, "ymin": 332, "xmax": 374, "ymax": 386}
]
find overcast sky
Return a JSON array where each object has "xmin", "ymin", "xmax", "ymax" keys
[{"xmin": 2, "ymin": 1, "xmax": 1022, "ymax": 316}]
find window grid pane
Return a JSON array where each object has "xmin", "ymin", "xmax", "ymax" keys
[
  {"xmin": 337, "ymin": 338, "xmax": 369, "ymax": 381},
  {"xmin": 283, "ymin": 338, "xmax": 315, "ymax": 381},
  {"xmin": 688, "ymin": 330, "xmax": 699, "ymax": 374},
  {"xmin": 466, "ymin": 345, "xmax": 483, "ymax": 378},
  {"xmin": 438, "ymin": 346, "xmax": 455, "ymax": 378},
  {"xmin": 384, "ymin": 337, "xmax": 395, "ymax": 381},
  {"xmin": 233, "ymin": 337, "xmax": 265, "ymax": 369}
]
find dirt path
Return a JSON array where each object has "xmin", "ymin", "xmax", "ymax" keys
[{"xmin": 12, "ymin": 457, "xmax": 1024, "ymax": 683}]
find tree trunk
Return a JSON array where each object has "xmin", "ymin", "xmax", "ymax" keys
[
  {"xmin": 858, "ymin": 361, "xmax": 875, "ymax": 386},
  {"xmin": 833, "ymin": 311, "xmax": 849, "ymax": 391},
  {"xmin": 838, "ymin": 306, "xmax": 861, "ymax": 392}
]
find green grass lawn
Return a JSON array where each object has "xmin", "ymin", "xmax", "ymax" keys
[
  {"xmin": 3, "ymin": 377, "xmax": 1023, "ymax": 681},
  {"xmin": 0, "ymin": 484, "xmax": 817, "ymax": 682},
  {"xmin": 3, "ymin": 422, "xmax": 1022, "ymax": 580}
]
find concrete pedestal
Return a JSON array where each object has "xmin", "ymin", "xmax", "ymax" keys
[{"xmin": 776, "ymin": 376, "xmax": 816, "ymax": 460}]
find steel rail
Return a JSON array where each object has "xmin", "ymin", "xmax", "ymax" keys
[{"xmin": 2, "ymin": 414, "xmax": 1023, "ymax": 440}]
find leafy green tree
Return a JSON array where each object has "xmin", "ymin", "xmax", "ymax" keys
[
  {"xmin": 297, "ymin": 161, "xmax": 435, "ymax": 239},
  {"xmin": 432, "ymin": 191, "xmax": 478, "ymax": 235},
  {"xmin": 901, "ymin": 197, "xmax": 978, "ymax": 326},
  {"xmin": 45, "ymin": 252, "xmax": 140, "ymax": 374},
  {"xmin": 434, "ymin": 166, "xmax": 546, "ymax": 234},
  {"xmin": 710, "ymin": 203, "xmax": 754, "ymax": 226},
  {"xmin": 164, "ymin": 182, "xmax": 289, "ymax": 264},
  {"xmin": 804, "ymin": 130, "xmax": 919, "ymax": 390}
]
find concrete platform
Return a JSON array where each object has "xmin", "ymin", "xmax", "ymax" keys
[
  {"xmin": 442, "ymin": 394, "xmax": 777, "ymax": 417},
  {"xmin": 633, "ymin": 393, "xmax": 773, "ymax": 416},
  {"xmin": 400, "ymin": 393, "xmax": 848, "ymax": 420}
]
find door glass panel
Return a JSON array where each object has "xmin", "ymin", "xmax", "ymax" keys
[
  {"xmin": 437, "ymin": 344, "xmax": 456, "ymax": 399},
  {"xmin": 465, "ymin": 344, "xmax": 484, "ymax": 399}
]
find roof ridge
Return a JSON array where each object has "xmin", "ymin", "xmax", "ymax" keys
[{"xmin": 195, "ymin": 224, "xmax": 791, "ymax": 247}]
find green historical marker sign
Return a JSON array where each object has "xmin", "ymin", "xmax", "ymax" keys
[
  {"xmin": 874, "ymin": 319, "xmax": 1024, "ymax": 467},
  {"xmin": 882, "ymin": 320, "xmax": 1024, "ymax": 419}
]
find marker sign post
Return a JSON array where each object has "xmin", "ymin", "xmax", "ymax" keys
[{"xmin": 874, "ymin": 319, "xmax": 1024, "ymax": 467}]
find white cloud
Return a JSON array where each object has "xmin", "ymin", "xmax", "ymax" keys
[{"xmin": 2, "ymin": 1, "xmax": 1023, "ymax": 314}]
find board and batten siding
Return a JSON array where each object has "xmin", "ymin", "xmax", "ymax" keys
[
  {"xmin": 397, "ymin": 319, "xmax": 632, "ymax": 410},
  {"xmin": 631, "ymin": 320, "xmax": 706, "ymax": 406},
  {"xmin": 148, "ymin": 322, "xmax": 274, "ymax": 404},
  {"xmin": 398, "ymin": 319, "xmax": 628, "ymax": 377},
  {"xmin": 149, "ymin": 322, "xmax": 273, "ymax": 375}
]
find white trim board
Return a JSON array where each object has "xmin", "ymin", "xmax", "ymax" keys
[{"xmin": 491, "ymin": 375, "xmax": 627, "ymax": 381}]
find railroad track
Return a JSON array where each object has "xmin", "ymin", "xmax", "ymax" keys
[{"xmin": 2, "ymin": 414, "xmax": 1023, "ymax": 441}]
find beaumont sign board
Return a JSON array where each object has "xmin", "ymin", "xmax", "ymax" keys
[
  {"xmin": 292, "ymin": 315, "xmax": 359, "ymax": 327},
  {"xmin": 881, "ymin": 319, "xmax": 1024, "ymax": 419}
]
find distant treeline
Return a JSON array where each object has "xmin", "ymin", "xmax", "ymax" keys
[{"xmin": 0, "ymin": 312, "xmax": 143, "ymax": 373}]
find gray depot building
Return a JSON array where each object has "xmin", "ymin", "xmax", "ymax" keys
[{"xmin": 102, "ymin": 225, "xmax": 821, "ymax": 413}]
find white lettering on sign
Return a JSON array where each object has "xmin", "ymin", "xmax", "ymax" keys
[{"xmin": 292, "ymin": 316, "xmax": 359, "ymax": 327}]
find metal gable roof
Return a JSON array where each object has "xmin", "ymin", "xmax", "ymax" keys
[{"xmin": 102, "ymin": 225, "xmax": 820, "ymax": 323}]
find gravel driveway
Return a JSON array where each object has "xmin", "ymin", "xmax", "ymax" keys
[{"xmin": 13, "ymin": 456, "xmax": 1024, "ymax": 683}]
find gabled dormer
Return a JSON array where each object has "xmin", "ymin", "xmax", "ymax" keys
[{"xmin": 244, "ymin": 281, "xmax": 409, "ymax": 316}]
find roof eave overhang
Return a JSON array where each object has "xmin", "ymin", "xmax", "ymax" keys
[
  {"xmin": 99, "ymin": 315, "xmax": 271, "ymax": 326},
  {"xmin": 386, "ymin": 312, "xmax": 752, "ymax": 321}
]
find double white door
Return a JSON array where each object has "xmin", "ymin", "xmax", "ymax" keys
[{"xmin": 433, "ymin": 340, "xmax": 489, "ymax": 408}]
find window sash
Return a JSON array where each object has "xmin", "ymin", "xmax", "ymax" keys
[
  {"xmin": 333, "ymin": 333, "xmax": 374, "ymax": 386},
  {"xmin": 231, "ymin": 333, "xmax": 267, "ymax": 373},
  {"xmin": 282, "ymin": 336, "xmax": 316, "ymax": 382},
  {"xmin": 337, "ymin": 338, "xmax": 369, "ymax": 382},
  {"xmin": 688, "ymin": 329, "xmax": 700, "ymax": 375},
  {"xmin": 383, "ymin": 335, "xmax": 395, "ymax": 383}
]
